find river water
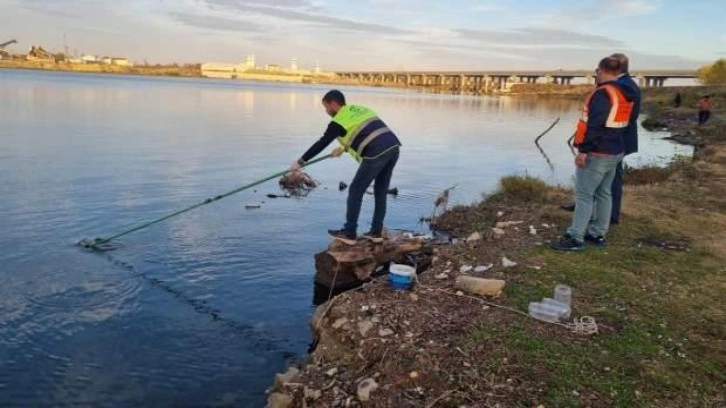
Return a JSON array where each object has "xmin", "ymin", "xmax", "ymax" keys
[{"xmin": 0, "ymin": 69, "xmax": 691, "ymax": 407}]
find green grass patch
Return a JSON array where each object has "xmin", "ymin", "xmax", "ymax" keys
[{"xmin": 489, "ymin": 175, "xmax": 550, "ymax": 204}]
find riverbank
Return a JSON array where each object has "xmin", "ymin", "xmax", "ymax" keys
[
  {"xmin": 1, "ymin": 60, "xmax": 594, "ymax": 96},
  {"xmin": 267, "ymin": 86, "xmax": 725, "ymax": 407},
  {"xmin": 0, "ymin": 59, "xmax": 202, "ymax": 77}
]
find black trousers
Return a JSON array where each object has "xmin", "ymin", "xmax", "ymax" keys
[{"xmin": 699, "ymin": 110, "xmax": 711, "ymax": 125}]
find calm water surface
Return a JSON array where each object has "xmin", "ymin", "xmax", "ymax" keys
[{"xmin": 0, "ymin": 70, "xmax": 691, "ymax": 407}]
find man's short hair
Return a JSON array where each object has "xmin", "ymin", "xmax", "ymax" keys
[
  {"xmin": 610, "ymin": 53, "xmax": 629, "ymax": 74},
  {"xmin": 322, "ymin": 90, "xmax": 346, "ymax": 105},
  {"xmin": 598, "ymin": 57, "xmax": 622, "ymax": 76}
]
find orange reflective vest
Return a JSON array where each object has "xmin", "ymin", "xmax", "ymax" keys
[
  {"xmin": 698, "ymin": 98, "xmax": 713, "ymax": 111},
  {"xmin": 574, "ymin": 84, "xmax": 634, "ymax": 147}
]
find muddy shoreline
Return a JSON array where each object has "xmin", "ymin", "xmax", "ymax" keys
[{"xmin": 267, "ymin": 87, "xmax": 725, "ymax": 407}]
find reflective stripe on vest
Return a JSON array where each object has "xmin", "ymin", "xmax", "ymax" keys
[
  {"xmin": 573, "ymin": 84, "xmax": 634, "ymax": 147},
  {"xmin": 332, "ymin": 104, "xmax": 390, "ymax": 162}
]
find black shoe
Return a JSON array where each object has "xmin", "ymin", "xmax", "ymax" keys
[
  {"xmin": 362, "ymin": 230, "xmax": 384, "ymax": 243},
  {"xmin": 550, "ymin": 234, "xmax": 585, "ymax": 251},
  {"xmin": 560, "ymin": 203, "xmax": 576, "ymax": 212},
  {"xmin": 584, "ymin": 233, "xmax": 608, "ymax": 247},
  {"xmin": 328, "ymin": 229, "xmax": 357, "ymax": 245}
]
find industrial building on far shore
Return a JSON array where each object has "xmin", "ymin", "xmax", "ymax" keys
[{"xmin": 201, "ymin": 55, "xmax": 330, "ymax": 80}]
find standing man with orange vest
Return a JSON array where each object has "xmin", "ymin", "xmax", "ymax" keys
[
  {"xmin": 289, "ymin": 90, "xmax": 402, "ymax": 245},
  {"xmin": 551, "ymin": 57, "xmax": 637, "ymax": 251},
  {"xmin": 698, "ymin": 95, "xmax": 713, "ymax": 125}
]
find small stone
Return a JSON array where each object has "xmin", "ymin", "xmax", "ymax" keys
[
  {"xmin": 405, "ymin": 332, "xmax": 414, "ymax": 338},
  {"xmin": 332, "ymin": 317, "xmax": 349, "ymax": 329},
  {"xmin": 274, "ymin": 367, "xmax": 300, "ymax": 389},
  {"xmin": 474, "ymin": 264, "xmax": 494, "ymax": 273},
  {"xmin": 496, "ymin": 211, "xmax": 505, "ymax": 218},
  {"xmin": 432, "ymin": 256, "xmax": 439, "ymax": 264},
  {"xmin": 529, "ymin": 265, "xmax": 542, "ymax": 271},
  {"xmin": 482, "ymin": 305, "xmax": 490, "ymax": 310},
  {"xmin": 358, "ymin": 320, "xmax": 374, "ymax": 336},
  {"xmin": 326, "ymin": 367, "xmax": 339, "ymax": 377},
  {"xmin": 371, "ymin": 316, "xmax": 380, "ymax": 323},
  {"xmin": 466, "ymin": 232, "xmax": 482, "ymax": 242},
  {"xmin": 409, "ymin": 293, "xmax": 419, "ymax": 301},
  {"xmin": 460, "ymin": 265, "xmax": 473, "ymax": 274},
  {"xmin": 435, "ymin": 273, "xmax": 449, "ymax": 280},
  {"xmin": 572, "ymin": 390, "xmax": 580, "ymax": 396},
  {"xmin": 361, "ymin": 305, "xmax": 370, "ymax": 312},
  {"xmin": 495, "ymin": 220, "xmax": 524, "ymax": 229},
  {"xmin": 541, "ymin": 223, "xmax": 550, "ymax": 229},
  {"xmin": 409, "ymin": 371, "xmax": 419, "ymax": 379},
  {"xmin": 456, "ymin": 291, "xmax": 464, "ymax": 296},
  {"xmin": 267, "ymin": 392, "xmax": 294, "ymax": 408},
  {"xmin": 379, "ymin": 328, "xmax": 394, "ymax": 337},
  {"xmin": 357, "ymin": 378, "xmax": 379, "ymax": 402},
  {"xmin": 529, "ymin": 225, "xmax": 537, "ymax": 235},
  {"xmin": 502, "ymin": 257, "xmax": 518, "ymax": 268},
  {"xmin": 492, "ymin": 227, "xmax": 506, "ymax": 236},
  {"xmin": 304, "ymin": 388, "xmax": 322, "ymax": 401}
]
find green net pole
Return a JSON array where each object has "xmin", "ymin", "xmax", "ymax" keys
[{"xmin": 83, "ymin": 154, "xmax": 332, "ymax": 248}]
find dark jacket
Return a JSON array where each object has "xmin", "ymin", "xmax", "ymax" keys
[
  {"xmin": 301, "ymin": 120, "xmax": 401, "ymax": 163},
  {"xmin": 617, "ymin": 73, "xmax": 641, "ymax": 155},
  {"xmin": 577, "ymin": 79, "xmax": 639, "ymax": 155}
]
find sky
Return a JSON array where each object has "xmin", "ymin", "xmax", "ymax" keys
[{"xmin": 1, "ymin": 0, "xmax": 724, "ymax": 71}]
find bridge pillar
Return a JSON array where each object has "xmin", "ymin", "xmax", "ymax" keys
[{"xmin": 484, "ymin": 75, "xmax": 491, "ymax": 93}]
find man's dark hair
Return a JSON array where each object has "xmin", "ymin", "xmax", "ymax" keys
[
  {"xmin": 610, "ymin": 53, "xmax": 630, "ymax": 74},
  {"xmin": 322, "ymin": 90, "xmax": 346, "ymax": 105},
  {"xmin": 598, "ymin": 57, "xmax": 622, "ymax": 75}
]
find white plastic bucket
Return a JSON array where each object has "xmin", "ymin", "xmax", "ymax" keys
[{"xmin": 388, "ymin": 263, "xmax": 415, "ymax": 290}]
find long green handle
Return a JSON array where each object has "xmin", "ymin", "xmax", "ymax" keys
[{"xmin": 83, "ymin": 154, "xmax": 332, "ymax": 248}]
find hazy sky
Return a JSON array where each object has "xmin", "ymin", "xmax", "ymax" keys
[{"xmin": 1, "ymin": 0, "xmax": 724, "ymax": 71}]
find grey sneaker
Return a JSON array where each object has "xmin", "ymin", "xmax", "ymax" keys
[
  {"xmin": 328, "ymin": 229, "xmax": 357, "ymax": 246},
  {"xmin": 362, "ymin": 230, "xmax": 384, "ymax": 243}
]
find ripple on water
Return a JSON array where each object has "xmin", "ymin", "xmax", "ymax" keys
[{"xmin": 22, "ymin": 260, "xmax": 142, "ymax": 310}]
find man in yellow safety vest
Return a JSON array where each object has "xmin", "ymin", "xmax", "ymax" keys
[{"xmin": 289, "ymin": 90, "xmax": 402, "ymax": 245}]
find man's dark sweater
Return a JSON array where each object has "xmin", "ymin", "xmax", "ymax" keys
[{"xmin": 301, "ymin": 121, "xmax": 401, "ymax": 163}]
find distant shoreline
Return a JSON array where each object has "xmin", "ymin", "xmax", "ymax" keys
[{"xmin": 1, "ymin": 60, "xmax": 697, "ymax": 98}]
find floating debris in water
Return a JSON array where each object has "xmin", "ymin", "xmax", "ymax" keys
[
  {"xmin": 279, "ymin": 171, "xmax": 319, "ymax": 197},
  {"xmin": 245, "ymin": 204, "xmax": 262, "ymax": 210},
  {"xmin": 339, "ymin": 181, "xmax": 348, "ymax": 191},
  {"xmin": 77, "ymin": 238, "xmax": 119, "ymax": 251}
]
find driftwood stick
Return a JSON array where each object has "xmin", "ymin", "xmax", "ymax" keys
[{"xmin": 533, "ymin": 117, "xmax": 561, "ymax": 143}]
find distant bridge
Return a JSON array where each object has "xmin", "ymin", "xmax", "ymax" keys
[{"xmin": 335, "ymin": 69, "xmax": 697, "ymax": 91}]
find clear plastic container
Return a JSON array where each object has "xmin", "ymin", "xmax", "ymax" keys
[
  {"xmin": 528, "ymin": 302, "xmax": 560, "ymax": 323},
  {"xmin": 542, "ymin": 297, "xmax": 571, "ymax": 319},
  {"xmin": 554, "ymin": 284, "xmax": 572, "ymax": 307}
]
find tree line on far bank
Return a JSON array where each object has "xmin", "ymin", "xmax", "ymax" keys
[{"xmin": 698, "ymin": 59, "xmax": 726, "ymax": 85}]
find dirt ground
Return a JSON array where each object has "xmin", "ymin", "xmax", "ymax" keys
[{"xmin": 266, "ymin": 86, "xmax": 726, "ymax": 408}]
